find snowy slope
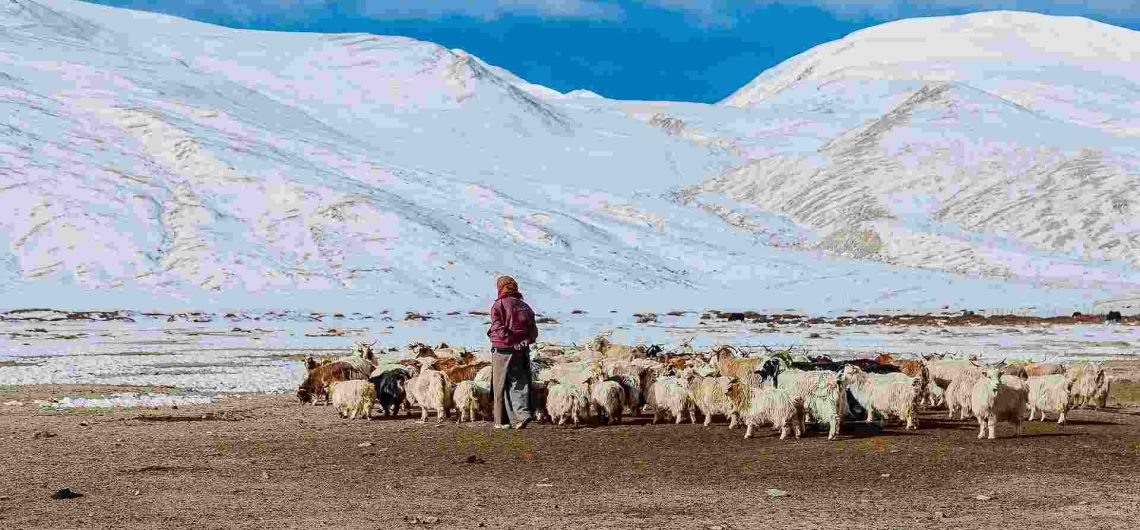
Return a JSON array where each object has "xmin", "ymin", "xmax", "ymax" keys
[
  {"xmin": 685, "ymin": 11, "xmax": 1140, "ymax": 287},
  {"xmin": 0, "ymin": 1, "xmax": 1137, "ymax": 313}
]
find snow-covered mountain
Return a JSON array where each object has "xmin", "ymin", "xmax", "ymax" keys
[
  {"xmin": 687, "ymin": 10, "xmax": 1140, "ymax": 284},
  {"xmin": 0, "ymin": 1, "xmax": 1136, "ymax": 313}
]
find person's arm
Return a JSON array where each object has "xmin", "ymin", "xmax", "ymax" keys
[{"xmin": 487, "ymin": 300, "xmax": 506, "ymax": 344}]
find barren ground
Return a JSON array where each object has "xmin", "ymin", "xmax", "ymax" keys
[{"xmin": 3, "ymin": 377, "xmax": 1140, "ymax": 529}]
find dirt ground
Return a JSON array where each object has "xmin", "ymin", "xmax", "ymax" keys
[{"xmin": 2, "ymin": 380, "xmax": 1140, "ymax": 530}]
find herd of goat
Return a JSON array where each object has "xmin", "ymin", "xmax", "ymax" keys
[{"xmin": 295, "ymin": 336, "xmax": 1112, "ymax": 440}]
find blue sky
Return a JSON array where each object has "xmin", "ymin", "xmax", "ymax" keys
[{"xmin": 89, "ymin": 1, "xmax": 1140, "ymax": 102}]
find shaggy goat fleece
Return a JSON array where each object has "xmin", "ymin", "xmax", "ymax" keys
[
  {"xmin": 971, "ymin": 369, "xmax": 1029, "ymax": 440},
  {"xmin": 1024, "ymin": 363, "xmax": 1067, "ymax": 377},
  {"xmin": 775, "ymin": 369, "xmax": 845, "ymax": 440},
  {"xmin": 296, "ymin": 361, "xmax": 368, "ymax": 405},
  {"xmin": 453, "ymin": 380, "xmax": 492, "ymax": 423},
  {"xmin": 589, "ymin": 379, "xmax": 626, "ymax": 425},
  {"xmin": 945, "ymin": 368, "xmax": 988, "ymax": 420},
  {"xmin": 1027, "ymin": 374, "xmax": 1073, "ymax": 424},
  {"xmin": 709, "ymin": 347, "xmax": 769, "ymax": 387},
  {"xmin": 328, "ymin": 380, "xmax": 376, "ymax": 420},
  {"xmin": 679, "ymin": 370, "xmax": 736, "ymax": 428},
  {"xmin": 843, "ymin": 366, "xmax": 922, "ymax": 430},
  {"xmin": 926, "ymin": 358, "xmax": 983, "ymax": 388},
  {"xmin": 646, "ymin": 376, "xmax": 694, "ymax": 425},
  {"xmin": 1067, "ymin": 362, "xmax": 1105, "ymax": 408},
  {"xmin": 1093, "ymin": 378, "xmax": 1111, "ymax": 410},
  {"xmin": 408, "ymin": 369, "xmax": 452, "ymax": 423},
  {"xmin": 369, "ymin": 365, "xmax": 412, "ymax": 416},
  {"xmin": 738, "ymin": 385, "xmax": 802, "ymax": 440},
  {"xmin": 546, "ymin": 381, "xmax": 590, "ymax": 426}
]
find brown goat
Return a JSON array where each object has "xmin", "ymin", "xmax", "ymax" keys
[
  {"xmin": 296, "ymin": 360, "xmax": 368, "ymax": 405},
  {"xmin": 999, "ymin": 364, "xmax": 1029, "ymax": 380},
  {"xmin": 431, "ymin": 357, "xmax": 461, "ymax": 372},
  {"xmin": 661, "ymin": 356, "xmax": 688, "ymax": 373},
  {"xmin": 710, "ymin": 346, "xmax": 767, "ymax": 386},
  {"xmin": 726, "ymin": 380, "xmax": 749, "ymax": 412},
  {"xmin": 442, "ymin": 362, "xmax": 493, "ymax": 385},
  {"xmin": 877, "ymin": 354, "xmax": 927, "ymax": 378},
  {"xmin": 1025, "ymin": 363, "xmax": 1066, "ymax": 377}
]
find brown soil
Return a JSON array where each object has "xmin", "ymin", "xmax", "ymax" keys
[{"xmin": 3, "ymin": 386, "xmax": 1140, "ymax": 529}]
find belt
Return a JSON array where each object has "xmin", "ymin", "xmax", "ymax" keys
[{"xmin": 493, "ymin": 346, "xmax": 528, "ymax": 353}]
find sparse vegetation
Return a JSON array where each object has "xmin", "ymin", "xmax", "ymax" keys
[
  {"xmin": 68, "ymin": 392, "xmax": 108, "ymax": 399},
  {"xmin": 854, "ymin": 437, "xmax": 896, "ymax": 453},
  {"xmin": 1110, "ymin": 381, "xmax": 1140, "ymax": 406},
  {"xmin": 1086, "ymin": 341, "xmax": 1131, "ymax": 348},
  {"xmin": 1024, "ymin": 422, "xmax": 1059, "ymax": 435}
]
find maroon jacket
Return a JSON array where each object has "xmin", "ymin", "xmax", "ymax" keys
[{"xmin": 487, "ymin": 292, "xmax": 539, "ymax": 349}]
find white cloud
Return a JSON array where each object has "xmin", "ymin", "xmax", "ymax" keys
[
  {"xmin": 643, "ymin": 1, "xmax": 1140, "ymax": 25},
  {"xmin": 356, "ymin": 0, "xmax": 624, "ymax": 21},
  {"xmin": 104, "ymin": 1, "xmax": 1140, "ymax": 24},
  {"xmin": 143, "ymin": 1, "xmax": 625, "ymax": 22}
]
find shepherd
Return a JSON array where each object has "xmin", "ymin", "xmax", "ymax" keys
[{"xmin": 488, "ymin": 275, "xmax": 539, "ymax": 430}]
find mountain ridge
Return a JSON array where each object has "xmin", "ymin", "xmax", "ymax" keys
[{"xmin": 0, "ymin": 1, "xmax": 1137, "ymax": 313}]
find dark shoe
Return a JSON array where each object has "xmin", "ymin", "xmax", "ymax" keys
[{"xmin": 513, "ymin": 418, "xmax": 531, "ymax": 430}]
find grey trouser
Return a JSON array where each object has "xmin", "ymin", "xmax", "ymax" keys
[{"xmin": 492, "ymin": 349, "xmax": 532, "ymax": 425}]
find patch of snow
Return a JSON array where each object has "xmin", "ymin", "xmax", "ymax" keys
[{"xmin": 47, "ymin": 392, "xmax": 216, "ymax": 410}]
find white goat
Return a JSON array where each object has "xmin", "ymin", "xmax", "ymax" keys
[
  {"xmin": 927, "ymin": 358, "xmax": 983, "ymax": 388},
  {"xmin": 645, "ymin": 376, "xmax": 696, "ymax": 424},
  {"xmin": 678, "ymin": 369, "xmax": 736, "ymax": 427},
  {"xmin": 971, "ymin": 368, "xmax": 1028, "ymax": 439},
  {"xmin": 1067, "ymin": 362, "xmax": 1105, "ymax": 409},
  {"xmin": 1026, "ymin": 374, "xmax": 1073, "ymax": 424},
  {"xmin": 408, "ymin": 368, "xmax": 452, "ymax": 423},
  {"xmin": 328, "ymin": 380, "xmax": 376, "ymax": 420},
  {"xmin": 842, "ymin": 366, "xmax": 922, "ymax": 430},
  {"xmin": 605, "ymin": 360, "xmax": 648, "ymax": 415},
  {"xmin": 336, "ymin": 342, "xmax": 377, "ymax": 375},
  {"xmin": 733, "ymin": 383, "xmax": 802, "ymax": 440},
  {"xmin": 588, "ymin": 379, "xmax": 626, "ymax": 424},
  {"xmin": 1093, "ymin": 377, "xmax": 1111, "ymax": 410},
  {"xmin": 539, "ymin": 360, "xmax": 599, "ymax": 386},
  {"xmin": 453, "ymin": 380, "xmax": 491, "ymax": 423},
  {"xmin": 944, "ymin": 367, "xmax": 988, "ymax": 420},
  {"xmin": 774, "ymin": 369, "xmax": 845, "ymax": 440},
  {"xmin": 546, "ymin": 380, "xmax": 591, "ymax": 426}
]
